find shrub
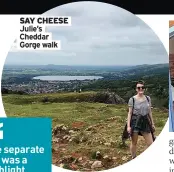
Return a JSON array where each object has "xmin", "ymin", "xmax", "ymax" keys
[{"xmin": 42, "ymin": 97, "xmax": 49, "ymax": 103}]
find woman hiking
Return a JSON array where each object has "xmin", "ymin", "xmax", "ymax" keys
[{"xmin": 127, "ymin": 80, "xmax": 155, "ymax": 159}]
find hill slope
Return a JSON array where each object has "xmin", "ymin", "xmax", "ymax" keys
[{"xmin": 2, "ymin": 92, "xmax": 168, "ymax": 171}]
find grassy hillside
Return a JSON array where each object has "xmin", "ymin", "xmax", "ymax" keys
[
  {"xmin": 2, "ymin": 92, "xmax": 168, "ymax": 171},
  {"xmin": 2, "ymin": 92, "xmax": 98, "ymax": 105}
]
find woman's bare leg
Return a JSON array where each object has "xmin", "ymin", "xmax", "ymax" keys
[
  {"xmin": 142, "ymin": 132, "xmax": 153, "ymax": 149},
  {"xmin": 130, "ymin": 132, "xmax": 138, "ymax": 158}
]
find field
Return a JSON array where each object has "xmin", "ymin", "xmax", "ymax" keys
[{"xmin": 2, "ymin": 92, "xmax": 168, "ymax": 171}]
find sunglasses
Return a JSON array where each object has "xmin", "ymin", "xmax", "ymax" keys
[{"xmin": 137, "ymin": 86, "xmax": 145, "ymax": 90}]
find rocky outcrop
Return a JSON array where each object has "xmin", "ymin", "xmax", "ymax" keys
[{"xmin": 94, "ymin": 92, "xmax": 125, "ymax": 104}]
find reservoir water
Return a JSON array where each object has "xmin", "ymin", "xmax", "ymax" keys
[{"xmin": 33, "ymin": 76, "xmax": 103, "ymax": 81}]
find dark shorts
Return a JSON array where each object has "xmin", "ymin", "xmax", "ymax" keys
[{"xmin": 130, "ymin": 114, "xmax": 151, "ymax": 135}]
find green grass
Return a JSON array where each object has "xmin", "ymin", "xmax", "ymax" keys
[
  {"xmin": 2, "ymin": 91, "xmax": 97, "ymax": 105},
  {"xmin": 3, "ymin": 101, "xmax": 127, "ymax": 127},
  {"xmin": 2, "ymin": 92, "xmax": 168, "ymax": 170}
]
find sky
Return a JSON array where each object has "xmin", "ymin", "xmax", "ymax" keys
[{"xmin": 5, "ymin": 1, "xmax": 168, "ymax": 66}]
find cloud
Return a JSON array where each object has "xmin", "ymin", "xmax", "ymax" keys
[{"xmin": 6, "ymin": 1, "xmax": 167, "ymax": 65}]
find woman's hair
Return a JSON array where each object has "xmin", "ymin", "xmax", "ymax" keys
[{"xmin": 136, "ymin": 80, "xmax": 145, "ymax": 86}]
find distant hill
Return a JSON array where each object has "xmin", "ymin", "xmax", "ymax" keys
[
  {"xmin": 3, "ymin": 64, "xmax": 133, "ymax": 72},
  {"xmin": 3, "ymin": 63, "xmax": 168, "ymax": 74},
  {"xmin": 117, "ymin": 63, "xmax": 169, "ymax": 79}
]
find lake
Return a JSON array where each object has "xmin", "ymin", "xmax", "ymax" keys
[{"xmin": 33, "ymin": 76, "xmax": 103, "ymax": 81}]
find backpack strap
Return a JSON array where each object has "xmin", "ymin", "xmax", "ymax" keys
[
  {"xmin": 132, "ymin": 97, "xmax": 135, "ymax": 111},
  {"xmin": 145, "ymin": 95, "xmax": 149, "ymax": 102}
]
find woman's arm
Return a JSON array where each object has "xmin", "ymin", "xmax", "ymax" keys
[
  {"xmin": 127, "ymin": 107, "xmax": 133, "ymax": 127},
  {"xmin": 149, "ymin": 107, "xmax": 155, "ymax": 126},
  {"xmin": 148, "ymin": 96, "xmax": 155, "ymax": 126},
  {"xmin": 127, "ymin": 97, "xmax": 133, "ymax": 128}
]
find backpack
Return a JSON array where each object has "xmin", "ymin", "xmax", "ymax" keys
[{"xmin": 121, "ymin": 95, "xmax": 155, "ymax": 143}]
